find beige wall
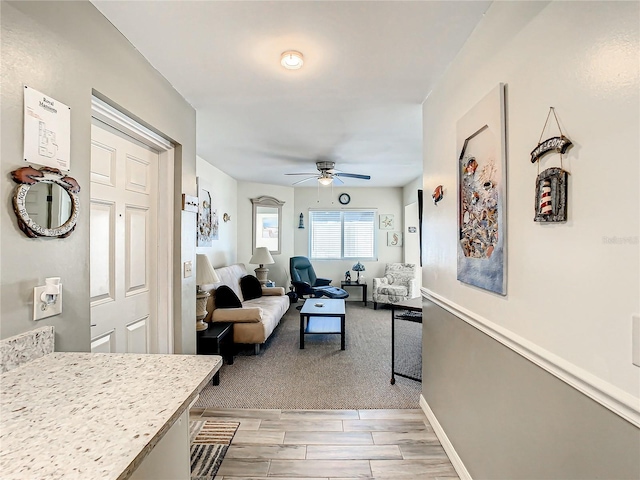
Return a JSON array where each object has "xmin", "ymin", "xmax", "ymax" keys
[
  {"xmin": 422, "ymin": 1, "xmax": 639, "ymax": 477},
  {"xmin": 196, "ymin": 157, "xmax": 238, "ymax": 269},
  {"xmin": 1, "ymin": 1, "xmax": 197, "ymax": 353},
  {"xmin": 294, "ymin": 186, "xmax": 405, "ymax": 302}
]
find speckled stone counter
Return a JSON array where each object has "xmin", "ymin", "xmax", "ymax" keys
[{"xmin": 0, "ymin": 352, "xmax": 222, "ymax": 480}]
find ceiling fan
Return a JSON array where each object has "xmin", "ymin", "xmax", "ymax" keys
[{"xmin": 285, "ymin": 161, "xmax": 371, "ymax": 186}]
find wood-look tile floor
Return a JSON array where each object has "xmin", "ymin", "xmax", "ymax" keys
[{"xmin": 190, "ymin": 408, "xmax": 459, "ymax": 480}]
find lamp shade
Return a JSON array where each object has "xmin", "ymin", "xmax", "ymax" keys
[
  {"xmin": 352, "ymin": 262, "xmax": 365, "ymax": 272},
  {"xmin": 196, "ymin": 254, "xmax": 220, "ymax": 285},
  {"xmin": 250, "ymin": 247, "xmax": 275, "ymax": 266}
]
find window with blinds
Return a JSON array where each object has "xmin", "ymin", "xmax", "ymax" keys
[{"xmin": 309, "ymin": 210, "xmax": 377, "ymax": 260}]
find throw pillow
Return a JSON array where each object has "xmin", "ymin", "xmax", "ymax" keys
[
  {"xmin": 214, "ymin": 285, "xmax": 242, "ymax": 309},
  {"xmin": 240, "ymin": 275, "xmax": 263, "ymax": 301}
]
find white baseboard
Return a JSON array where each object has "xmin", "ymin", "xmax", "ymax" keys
[{"xmin": 420, "ymin": 394, "xmax": 472, "ymax": 480}]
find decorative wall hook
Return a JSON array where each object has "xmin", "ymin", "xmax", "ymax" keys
[{"xmin": 223, "ymin": 213, "xmax": 231, "ymax": 222}]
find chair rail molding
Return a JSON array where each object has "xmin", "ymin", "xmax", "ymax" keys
[{"xmin": 420, "ymin": 288, "xmax": 640, "ymax": 428}]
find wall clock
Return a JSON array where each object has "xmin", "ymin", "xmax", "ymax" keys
[{"xmin": 338, "ymin": 193, "xmax": 351, "ymax": 205}]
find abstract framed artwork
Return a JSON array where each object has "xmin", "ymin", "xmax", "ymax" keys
[
  {"xmin": 456, "ymin": 83, "xmax": 507, "ymax": 295},
  {"xmin": 197, "ymin": 177, "xmax": 218, "ymax": 246}
]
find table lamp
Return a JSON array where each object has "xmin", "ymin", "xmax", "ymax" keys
[
  {"xmin": 196, "ymin": 254, "xmax": 220, "ymax": 331},
  {"xmin": 250, "ymin": 247, "xmax": 275, "ymax": 285},
  {"xmin": 352, "ymin": 261, "xmax": 365, "ymax": 283}
]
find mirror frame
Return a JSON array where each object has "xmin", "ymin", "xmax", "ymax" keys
[
  {"xmin": 11, "ymin": 166, "xmax": 80, "ymax": 238},
  {"xmin": 251, "ymin": 195, "xmax": 284, "ymax": 255}
]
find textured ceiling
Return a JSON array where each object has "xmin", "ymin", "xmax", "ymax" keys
[{"xmin": 93, "ymin": 1, "xmax": 491, "ymax": 187}]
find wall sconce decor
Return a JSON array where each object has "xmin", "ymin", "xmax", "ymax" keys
[
  {"xmin": 298, "ymin": 213, "xmax": 304, "ymax": 229},
  {"xmin": 223, "ymin": 213, "xmax": 231, "ymax": 222}
]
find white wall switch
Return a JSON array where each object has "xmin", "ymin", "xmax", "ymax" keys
[
  {"xmin": 184, "ymin": 261, "xmax": 193, "ymax": 278},
  {"xmin": 633, "ymin": 315, "xmax": 640, "ymax": 368}
]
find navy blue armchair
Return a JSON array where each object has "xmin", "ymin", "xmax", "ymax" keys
[{"xmin": 289, "ymin": 256, "xmax": 349, "ymax": 299}]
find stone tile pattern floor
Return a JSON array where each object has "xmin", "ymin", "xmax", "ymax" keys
[{"xmin": 190, "ymin": 407, "xmax": 459, "ymax": 480}]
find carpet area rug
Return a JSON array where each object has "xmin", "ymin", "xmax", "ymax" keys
[
  {"xmin": 190, "ymin": 420, "xmax": 239, "ymax": 480},
  {"xmin": 195, "ymin": 302, "xmax": 422, "ymax": 409}
]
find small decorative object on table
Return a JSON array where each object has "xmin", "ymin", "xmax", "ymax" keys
[
  {"xmin": 352, "ymin": 261, "xmax": 365, "ymax": 283},
  {"xmin": 344, "ymin": 271, "xmax": 351, "ymax": 283}
]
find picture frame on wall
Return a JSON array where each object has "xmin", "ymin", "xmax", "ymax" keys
[
  {"xmin": 456, "ymin": 83, "xmax": 507, "ymax": 296},
  {"xmin": 197, "ymin": 177, "xmax": 218, "ymax": 246},
  {"xmin": 379, "ymin": 214, "xmax": 394, "ymax": 230},
  {"xmin": 387, "ymin": 231, "xmax": 403, "ymax": 246}
]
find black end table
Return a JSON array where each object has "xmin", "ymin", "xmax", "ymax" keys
[
  {"xmin": 341, "ymin": 281, "xmax": 367, "ymax": 306},
  {"xmin": 197, "ymin": 322, "xmax": 234, "ymax": 385}
]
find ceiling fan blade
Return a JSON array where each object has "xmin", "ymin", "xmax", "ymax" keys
[
  {"xmin": 332, "ymin": 176, "xmax": 344, "ymax": 185},
  {"xmin": 334, "ymin": 172, "xmax": 371, "ymax": 180},
  {"xmin": 292, "ymin": 176, "xmax": 318, "ymax": 186},
  {"xmin": 285, "ymin": 173, "xmax": 320, "ymax": 176}
]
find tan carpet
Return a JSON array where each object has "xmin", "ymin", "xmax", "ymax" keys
[{"xmin": 195, "ymin": 302, "xmax": 422, "ymax": 409}]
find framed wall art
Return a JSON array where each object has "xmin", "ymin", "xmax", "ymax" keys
[
  {"xmin": 387, "ymin": 231, "xmax": 403, "ymax": 247},
  {"xmin": 197, "ymin": 178, "xmax": 218, "ymax": 246},
  {"xmin": 456, "ymin": 84, "xmax": 507, "ymax": 296},
  {"xmin": 379, "ymin": 214, "xmax": 394, "ymax": 230}
]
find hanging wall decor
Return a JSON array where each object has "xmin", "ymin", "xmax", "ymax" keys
[
  {"xmin": 456, "ymin": 84, "xmax": 507, "ymax": 296},
  {"xmin": 197, "ymin": 177, "xmax": 217, "ymax": 246},
  {"xmin": 432, "ymin": 185, "xmax": 444, "ymax": 205},
  {"xmin": 532, "ymin": 107, "xmax": 572, "ymax": 223}
]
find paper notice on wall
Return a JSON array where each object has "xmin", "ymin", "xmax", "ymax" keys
[{"xmin": 23, "ymin": 86, "xmax": 71, "ymax": 171}]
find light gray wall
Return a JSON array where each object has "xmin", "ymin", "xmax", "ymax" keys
[
  {"xmin": 424, "ymin": 299, "xmax": 640, "ymax": 479},
  {"xmin": 421, "ymin": 1, "xmax": 639, "ymax": 477},
  {"xmin": 294, "ymin": 186, "xmax": 404, "ymax": 302},
  {"xmin": 196, "ymin": 157, "xmax": 238, "ymax": 269},
  {"xmin": 1, "ymin": 1, "xmax": 197, "ymax": 353}
]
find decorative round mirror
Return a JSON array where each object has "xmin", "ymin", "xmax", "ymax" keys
[{"xmin": 11, "ymin": 166, "xmax": 80, "ymax": 238}]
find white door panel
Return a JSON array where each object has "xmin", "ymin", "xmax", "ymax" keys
[
  {"xmin": 91, "ymin": 123, "xmax": 157, "ymax": 353},
  {"xmin": 127, "ymin": 317, "xmax": 148, "ymax": 354},
  {"xmin": 91, "ymin": 330, "xmax": 116, "ymax": 353},
  {"xmin": 90, "ymin": 201, "xmax": 115, "ymax": 302}
]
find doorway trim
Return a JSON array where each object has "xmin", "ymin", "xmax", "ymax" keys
[{"xmin": 91, "ymin": 95, "xmax": 175, "ymax": 354}]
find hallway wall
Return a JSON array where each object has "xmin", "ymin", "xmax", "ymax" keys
[{"xmin": 421, "ymin": 1, "xmax": 639, "ymax": 478}]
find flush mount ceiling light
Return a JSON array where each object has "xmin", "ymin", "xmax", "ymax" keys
[{"xmin": 281, "ymin": 50, "xmax": 304, "ymax": 70}]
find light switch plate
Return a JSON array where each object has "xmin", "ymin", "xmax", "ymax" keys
[
  {"xmin": 632, "ymin": 315, "xmax": 640, "ymax": 367},
  {"xmin": 184, "ymin": 261, "xmax": 193, "ymax": 278},
  {"xmin": 33, "ymin": 286, "xmax": 62, "ymax": 321}
]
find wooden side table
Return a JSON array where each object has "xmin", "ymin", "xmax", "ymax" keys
[
  {"xmin": 197, "ymin": 322, "xmax": 234, "ymax": 385},
  {"xmin": 340, "ymin": 281, "xmax": 367, "ymax": 306}
]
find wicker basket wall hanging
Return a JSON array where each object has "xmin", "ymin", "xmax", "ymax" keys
[{"xmin": 531, "ymin": 107, "xmax": 572, "ymax": 223}]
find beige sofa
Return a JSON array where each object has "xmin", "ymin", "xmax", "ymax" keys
[{"xmin": 206, "ymin": 264, "xmax": 289, "ymax": 353}]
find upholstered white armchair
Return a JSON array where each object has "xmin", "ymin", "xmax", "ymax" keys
[{"xmin": 372, "ymin": 263, "xmax": 418, "ymax": 309}]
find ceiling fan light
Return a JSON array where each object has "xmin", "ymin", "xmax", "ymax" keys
[
  {"xmin": 318, "ymin": 176, "xmax": 333, "ymax": 186},
  {"xmin": 281, "ymin": 51, "xmax": 304, "ymax": 70}
]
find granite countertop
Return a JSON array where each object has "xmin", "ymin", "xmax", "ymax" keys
[{"xmin": 0, "ymin": 352, "xmax": 221, "ymax": 480}]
